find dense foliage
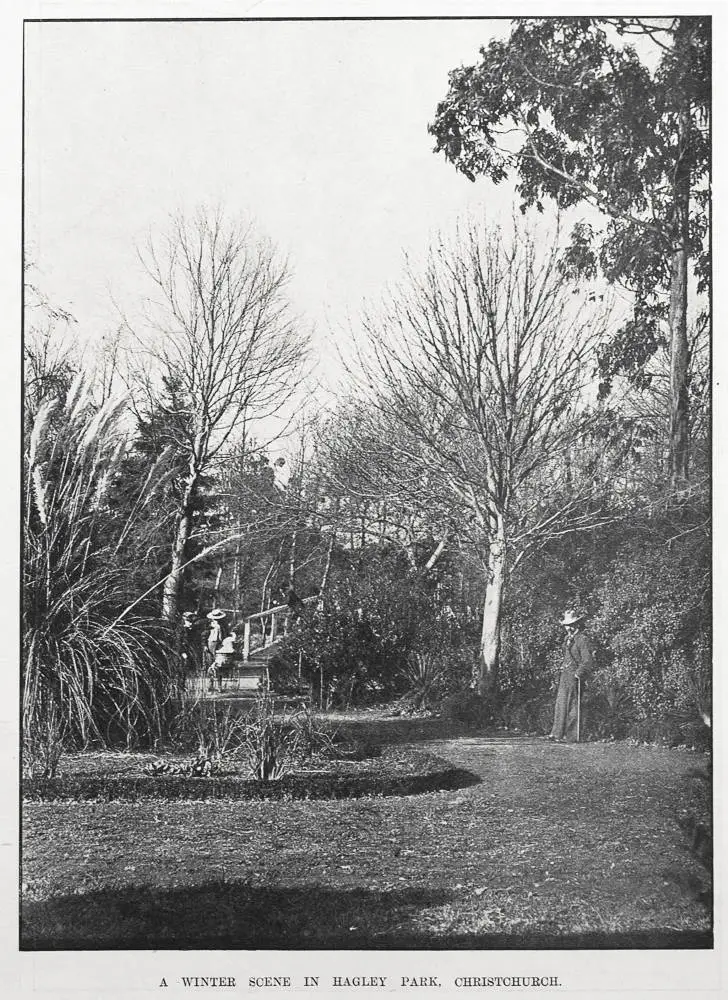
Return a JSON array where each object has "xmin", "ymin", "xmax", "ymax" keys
[
  {"xmin": 499, "ymin": 509, "xmax": 710, "ymax": 745},
  {"xmin": 272, "ymin": 546, "xmax": 477, "ymax": 708},
  {"xmin": 429, "ymin": 16, "xmax": 710, "ymax": 484},
  {"xmin": 23, "ymin": 377, "xmax": 180, "ymax": 772}
]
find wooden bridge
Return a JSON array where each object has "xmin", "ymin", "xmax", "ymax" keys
[{"xmin": 188, "ymin": 595, "xmax": 317, "ymax": 696}]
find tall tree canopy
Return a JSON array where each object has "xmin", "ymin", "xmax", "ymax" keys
[
  {"xmin": 429, "ymin": 16, "xmax": 710, "ymax": 487},
  {"xmin": 357, "ymin": 221, "xmax": 608, "ymax": 693},
  {"xmin": 126, "ymin": 209, "xmax": 308, "ymax": 620}
]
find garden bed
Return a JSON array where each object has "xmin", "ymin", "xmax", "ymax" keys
[{"xmin": 23, "ymin": 746, "xmax": 479, "ymax": 803}]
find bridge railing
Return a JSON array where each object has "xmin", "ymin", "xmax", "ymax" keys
[{"xmin": 239, "ymin": 595, "xmax": 318, "ymax": 662}]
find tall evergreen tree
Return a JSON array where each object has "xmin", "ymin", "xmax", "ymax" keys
[{"xmin": 430, "ymin": 16, "xmax": 710, "ymax": 487}]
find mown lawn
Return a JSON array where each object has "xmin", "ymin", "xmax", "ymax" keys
[{"xmin": 21, "ymin": 714, "xmax": 711, "ymax": 950}]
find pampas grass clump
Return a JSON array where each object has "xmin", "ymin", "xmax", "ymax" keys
[{"xmin": 23, "ymin": 376, "xmax": 177, "ymax": 774}]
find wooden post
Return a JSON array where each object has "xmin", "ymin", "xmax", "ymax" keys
[
  {"xmin": 243, "ymin": 620, "xmax": 251, "ymax": 663},
  {"xmin": 270, "ymin": 612, "xmax": 278, "ymax": 645}
]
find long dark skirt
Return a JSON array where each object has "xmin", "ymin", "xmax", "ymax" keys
[{"xmin": 551, "ymin": 672, "xmax": 581, "ymax": 740}]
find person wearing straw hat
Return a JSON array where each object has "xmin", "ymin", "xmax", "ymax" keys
[
  {"xmin": 205, "ymin": 609, "xmax": 226, "ymax": 692},
  {"xmin": 547, "ymin": 609, "xmax": 594, "ymax": 742}
]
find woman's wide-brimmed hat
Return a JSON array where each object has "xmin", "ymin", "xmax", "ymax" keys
[
  {"xmin": 560, "ymin": 609, "xmax": 585, "ymax": 626},
  {"xmin": 206, "ymin": 608, "xmax": 227, "ymax": 621}
]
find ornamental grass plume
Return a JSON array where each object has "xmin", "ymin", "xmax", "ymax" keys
[{"xmin": 23, "ymin": 379, "xmax": 178, "ymax": 773}]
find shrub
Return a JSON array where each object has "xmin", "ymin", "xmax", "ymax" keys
[
  {"xmin": 239, "ymin": 690, "xmax": 300, "ymax": 781},
  {"xmin": 168, "ymin": 697, "xmax": 248, "ymax": 762},
  {"xmin": 438, "ymin": 645, "xmax": 479, "ymax": 695},
  {"xmin": 22, "ymin": 699, "xmax": 66, "ymax": 779},
  {"xmin": 397, "ymin": 651, "xmax": 445, "ymax": 711},
  {"xmin": 266, "ymin": 653, "xmax": 309, "ymax": 696},
  {"xmin": 589, "ymin": 534, "xmax": 710, "ymax": 738},
  {"xmin": 497, "ymin": 691, "xmax": 554, "ymax": 733},
  {"xmin": 440, "ymin": 689, "xmax": 491, "ymax": 726},
  {"xmin": 276, "ymin": 603, "xmax": 405, "ymax": 708},
  {"xmin": 499, "ymin": 509, "xmax": 710, "ymax": 742},
  {"xmin": 276, "ymin": 552, "xmax": 480, "ymax": 709},
  {"xmin": 23, "ymin": 378, "xmax": 179, "ymax": 769},
  {"xmin": 582, "ymin": 689, "xmax": 629, "ymax": 740},
  {"xmin": 625, "ymin": 712, "xmax": 711, "ymax": 751},
  {"xmin": 287, "ymin": 701, "xmax": 338, "ymax": 760}
]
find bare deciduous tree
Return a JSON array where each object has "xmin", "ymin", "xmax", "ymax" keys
[
  {"xmin": 125, "ymin": 209, "xmax": 308, "ymax": 620},
  {"xmin": 357, "ymin": 221, "xmax": 611, "ymax": 695},
  {"xmin": 308, "ymin": 402, "xmax": 443, "ymax": 577}
]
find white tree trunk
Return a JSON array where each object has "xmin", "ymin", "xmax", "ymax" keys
[
  {"xmin": 161, "ymin": 491, "xmax": 195, "ymax": 621},
  {"xmin": 424, "ymin": 535, "xmax": 448, "ymax": 572},
  {"xmin": 288, "ymin": 529, "xmax": 297, "ymax": 591},
  {"xmin": 232, "ymin": 520, "xmax": 241, "ymax": 608},
  {"xmin": 318, "ymin": 531, "xmax": 336, "ymax": 608},
  {"xmin": 161, "ymin": 433, "xmax": 205, "ymax": 621},
  {"xmin": 477, "ymin": 516, "xmax": 506, "ymax": 696}
]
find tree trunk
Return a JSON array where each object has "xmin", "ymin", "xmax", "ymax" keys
[
  {"xmin": 403, "ymin": 544, "xmax": 418, "ymax": 571},
  {"xmin": 161, "ymin": 484, "xmax": 196, "ymax": 621},
  {"xmin": 564, "ymin": 445, "xmax": 573, "ymax": 495},
  {"xmin": 424, "ymin": 535, "xmax": 448, "ymax": 572},
  {"xmin": 162, "ymin": 434, "xmax": 205, "ymax": 621},
  {"xmin": 261, "ymin": 562, "xmax": 275, "ymax": 613},
  {"xmin": 669, "ymin": 107, "xmax": 691, "ymax": 489},
  {"xmin": 378, "ymin": 501, "xmax": 388, "ymax": 541},
  {"xmin": 318, "ymin": 531, "xmax": 336, "ymax": 608},
  {"xmin": 262, "ymin": 538, "xmax": 285, "ymax": 612},
  {"xmin": 476, "ymin": 517, "xmax": 506, "ymax": 696},
  {"xmin": 232, "ymin": 521, "xmax": 241, "ymax": 609},
  {"xmin": 288, "ymin": 528, "xmax": 297, "ymax": 591}
]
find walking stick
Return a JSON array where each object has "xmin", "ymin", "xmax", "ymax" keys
[{"xmin": 576, "ymin": 676, "xmax": 581, "ymax": 743}]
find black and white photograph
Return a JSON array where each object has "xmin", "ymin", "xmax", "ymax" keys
[{"xmin": 10, "ymin": 1, "xmax": 722, "ymax": 993}]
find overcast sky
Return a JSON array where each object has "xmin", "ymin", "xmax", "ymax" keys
[{"xmin": 24, "ymin": 18, "xmax": 530, "ymax": 396}]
